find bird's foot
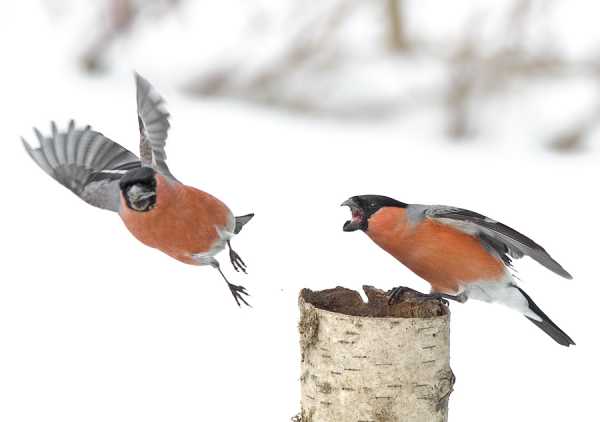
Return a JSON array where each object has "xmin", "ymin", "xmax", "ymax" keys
[
  {"xmin": 387, "ymin": 286, "xmax": 449, "ymax": 306},
  {"xmin": 228, "ymin": 242, "xmax": 247, "ymax": 273},
  {"xmin": 229, "ymin": 249, "xmax": 247, "ymax": 273},
  {"xmin": 227, "ymin": 282, "xmax": 251, "ymax": 307}
]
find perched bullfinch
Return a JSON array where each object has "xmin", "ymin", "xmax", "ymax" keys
[
  {"xmin": 342, "ymin": 195, "xmax": 574, "ymax": 346},
  {"xmin": 22, "ymin": 73, "xmax": 254, "ymax": 306}
]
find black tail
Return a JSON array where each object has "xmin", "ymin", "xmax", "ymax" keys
[
  {"xmin": 515, "ymin": 286, "xmax": 575, "ymax": 347},
  {"xmin": 234, "ymin": 214, "xmax": 254, "ymax": 234}
]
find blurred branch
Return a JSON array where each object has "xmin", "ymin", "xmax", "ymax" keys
[
  {"xmin": 548, "ymin": 95, "xmax": 600, "ymax": 151},
  {"xmin": 185, "ymin": 0, "xmax": 358, "ymax": 109},
  {"xmin": 69, "ymin": 0, "xmax": 600, "ymax": 149},
  {"xmin": 80, "ymin": 0, "xmax": 181, "ymax": 73},
  {"xmin": 441, "ymin": 0, "xmax": 600, "ymax": 145},
  {"xmin": 250, "ymin": 1, "xmax": 356, "ymax": 89},
  {"xmin": 80, "ymin": 0, "xmax": 136, "ymax": 72},
  {"xmin": 387, "ymin": 0, "xmax": 410, "ymax": 52}
]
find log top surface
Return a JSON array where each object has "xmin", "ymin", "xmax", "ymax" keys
[{"xmin": 300, "ymin": 286, "xmax": 448, "ymax": 318}]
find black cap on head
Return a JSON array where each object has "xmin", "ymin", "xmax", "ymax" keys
[
  {"xmin": 119, "ymin": 167, "xmax": 157, "ymax": 212},
  {"xmin": 342, "ymin": 195, "xmax": 407, "ymax": 232},
  {"xmin": 119, "ymin": 166, "xmax": 156, "ymax": 191}
]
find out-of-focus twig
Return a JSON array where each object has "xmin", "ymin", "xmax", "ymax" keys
[
  {"xmin": 185, "ymin": 0, "xmax": 359, "ymax": 111},
  {"xmin": 441, "ymin": 0, "xmax": 600, "ymax": 147},
  {"xmin": 79, "ymin": 0, "xmax": 181, "ymax": 73},
  {"xmin": 387, "ymin": 0, "xmax": 410, "ymax": 52},
  {"xmin": 80, "ymin": 0, "xmax": 136, "ymax": 73}
]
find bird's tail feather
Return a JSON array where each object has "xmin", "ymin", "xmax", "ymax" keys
[
  {"xmin": 234, "ymin": 214, "xmax": 254, "ymax": 234},
  {"xmin": 515, "ymin": 286, "xmax": 575, "ymax": 347}
]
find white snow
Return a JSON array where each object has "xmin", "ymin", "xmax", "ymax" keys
[{"xmin": 0, "ymin": 1, "xmax": 598, "ymax": 422}]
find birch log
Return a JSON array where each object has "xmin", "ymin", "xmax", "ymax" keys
[{"xmin": 298, "ymin": 286, "xmax": 454, "ymax": 422}]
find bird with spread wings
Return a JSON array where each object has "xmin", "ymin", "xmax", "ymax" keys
[{"xmin": 23, "ymin": 73, "xmax": 254, "ymax": 306}]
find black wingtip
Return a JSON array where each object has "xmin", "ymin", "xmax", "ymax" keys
[
  {"xmin": 548, "ymin": 257, "xmax": 573, "ymax": 279},
  {"xmin": 516, "ymin": 286, "xmax": 575, "ymax": 347}
]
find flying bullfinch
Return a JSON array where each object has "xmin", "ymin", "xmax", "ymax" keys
[
  {"xmin": 22, "ymin": 73, "xmax": 254, "ymax": 306},
  {"xmin": 342, "ymin": 195, "xmax": 574, "ymax": 346}
]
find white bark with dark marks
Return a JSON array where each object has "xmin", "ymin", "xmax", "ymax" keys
[{"xmin": 298, "ymin": 286, "xmax": 454, "ymax": 422}]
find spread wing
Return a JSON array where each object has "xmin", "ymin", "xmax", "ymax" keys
[
  {"xmin": 420, "ymin": 205, "xmax": 572, "ymax": 279},
  {"xmin": 22, "ymin": 120, "xmax": 141, "ymax": 212},
  {"xmin": 135, "ymin": 72, "xmax": 176, "ymax": 180}
]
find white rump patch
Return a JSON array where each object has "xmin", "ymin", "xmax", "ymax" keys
[{"xmin": 463, "ymin": 274, "xmax": 541, "ymax": 321}]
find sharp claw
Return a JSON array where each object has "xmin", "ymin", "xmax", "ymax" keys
[
  {"xmin": 228, "ymin": 283, "xmax": 251, "ymax": 307},
  {"xmin": 229, "ymin": 249, "xmax": 248, "ymax": 274},
  {"xmin": 387, "ymin": 287, "xmax": 406, "ymax": 305},
  {"xmin": 387, "ymin": 286, "xmax": 450, "ymax": 306},
  {"xmin": 230, "ymin": 290, "xmax": 241, "ymax": 307},
  {"xmin": 237, "ymin": 294, "xmax": 250, "ymax": 306}
]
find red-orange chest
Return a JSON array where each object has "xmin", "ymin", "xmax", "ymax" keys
[
  {"xmin": 366, "ymin": 208, "xmax": 505, "ymax": 293},
  {"xmin": 119, "ymin": 183, "xmax": 232, "ymax": 265}
]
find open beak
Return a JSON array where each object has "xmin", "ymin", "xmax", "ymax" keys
[
  {"xmin": 341, "ymin": 198, "xmax": 355, "ymax": 208},
  {"xmin": 127, "ymin": 185, "xmax": 156, "ymax": 201},
  {"xmin": 136, "ymin": 191, "xmax": 156, "ymax": 201},
  {"xmin": 126, "ymin": 185, "xmax": 157, "ymax": 211},
  {"xmin": 341, "ymin": 198, "xmax": 363, "ymax": 232}
]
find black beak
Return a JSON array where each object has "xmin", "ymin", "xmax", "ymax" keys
[
  {"xmin": 343, "ymin": 220, "xmax": 360, "ymax": 232},
  {"xmin": 341, "ymin": 198, "xmax": 356, "ymax": 209}
]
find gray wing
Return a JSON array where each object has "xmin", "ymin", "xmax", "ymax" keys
[
  {"xmin": 22, "ymin": 120, "xmax": 141, "ymax": 212},
  {"xmin": 418, "ymin": 205, "xmax": 572, "ymax": 279},
  {"xmin": 135, "ymin": 72, "xmax": 176, "ymax": 180}
]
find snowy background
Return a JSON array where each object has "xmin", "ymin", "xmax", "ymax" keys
[{"xmin": 1, "ymin": 1, "xmax": 599, "ymax": 421}]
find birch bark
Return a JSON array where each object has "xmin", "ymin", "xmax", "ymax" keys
[{"xmin": 298, "ymin": 286, "xmax": 454, "ymax": 422}]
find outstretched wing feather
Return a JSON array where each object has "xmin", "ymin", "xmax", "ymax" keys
[
  {"xmin": 135, "ymin": 72, "xmax": 174, "ymax": 179},
  {"xmin": 424, "ymin": 206, "xmax": 572, "ymax": 279},
  {"xmin": 22, "ymin": 121, "xmax": 140, "ymax": 211}
]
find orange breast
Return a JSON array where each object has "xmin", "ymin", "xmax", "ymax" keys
[
  {"xmin": 119, "ymin": 176, "xmax": 232, "ymax": 265},
  {"xmin": 366, "ymin": 207, "xmax": 505, "ymax": 294}
]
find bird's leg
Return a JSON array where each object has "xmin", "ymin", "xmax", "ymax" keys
[
  {"xmin": 387, "ymin": 286, "xmax": 467, "ymax": 306},
  {"xmin": 227, "ymin": 241, "xmax": 247, "ymax": 273},
  {"xmin": 212, "ymin": 261, "xmax": 251, "ymax": 307}
]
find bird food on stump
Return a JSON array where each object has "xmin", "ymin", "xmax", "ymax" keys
[{"xmin": 298, "ymin": 286, "xmax": 454, "ymax": 422}]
